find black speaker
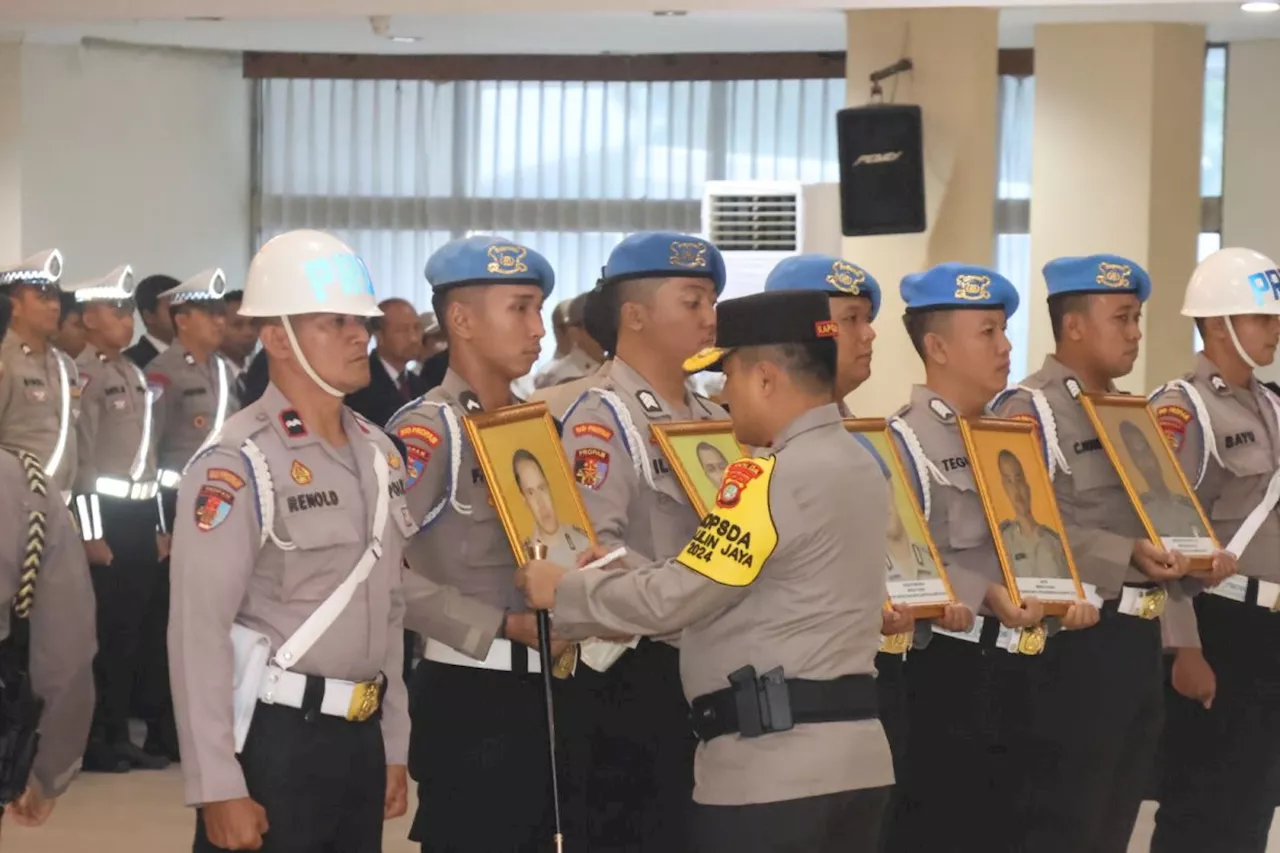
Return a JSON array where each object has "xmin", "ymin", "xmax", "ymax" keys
[{"xmin": 836, "ymin": 104, "xmax": 926, "ymax": 237}]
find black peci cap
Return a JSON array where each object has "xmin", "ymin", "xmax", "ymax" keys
[{"xmin": 684, "ymin": 289, "xmax": 838, "ymax": 373}]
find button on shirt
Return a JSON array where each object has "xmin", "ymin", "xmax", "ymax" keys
[{"xmin": 0, "ymin": 332, "xmax": 81, "ymax": 496}]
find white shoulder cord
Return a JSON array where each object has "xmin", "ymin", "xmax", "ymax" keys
[
  {"xmin": 45, "ymin": 352, "xmax": 71, "ymax": 482},
  {"xmin": 242, "ymin": 439, "xmax": 293, "ymax": 551},
  {"xmin": 888, "ymin": 416, "xmax": 951, "ymax": 521},
  {"xmin": 1019, "ymin": 385, "xmax": 1072, "ymax": 481},
  {"xmin": 127, "ymin": 362, "xmax": 154, "ymax": 483},
  {"xmin": 429, "ymin": 402, "xmax": 470, "ymax": 517},
  {"xmin": 592, "ymin": 389, "xmax": 656, "ymax": 491},
  {"xmin": 1152, "ymin": 380, "xmax": 1220, "ymax": 488},
  {"xmin": 1223, "ymin": 387, "xmax": 1280, "ymax": 558}
]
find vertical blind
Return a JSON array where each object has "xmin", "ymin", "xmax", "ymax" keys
[{"xmin": 255, "ymin": 76, "xmax": 845, "ymax": 363}]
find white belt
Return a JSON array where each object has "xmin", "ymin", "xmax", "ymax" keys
[
  {"xmin": 423, "ymin": 638, "xmax": 542, "ymax": 674},
  {"xmin": 1209, "ymin": 575, "xmax": 1280, "ymax": 610},
  {"xmin": 158, "ymin": 469, "xmax": 181, "ymax": 489},
  {"xmin": 96, "ymin": 476, "xmax": 159, "ymax": 501},
  {"xmin": 257, "ymin": 665, "xmax": 382, "ymax": 722}
]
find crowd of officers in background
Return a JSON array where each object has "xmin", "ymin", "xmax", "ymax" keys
[{"xmin": 0, "ymin": 229, "xmax": 1277, "ymax": 853}]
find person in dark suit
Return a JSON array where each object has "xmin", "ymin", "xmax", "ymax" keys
[
  {"xmin": 417, "ymin": 311, "xmax": 449, "ymax": 391},
  {"xmin": 124, "ymin": 274, "xmax": 178, "ymax": 367},
  {"xmin": 344, "ymin": 298, "xmax": 429, "ymax": 428}
]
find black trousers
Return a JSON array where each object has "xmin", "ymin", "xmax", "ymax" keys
[
  {"xmin": 88, "ymin": 496, "xmax": 164, "ymax": 746},
  {"xmin": 572, "ymin": 638, "xmax": 696, "ymax": 853},
  {"xmin": 408, "ymin": 658, "xmax": 578, "ymax": 853},
  {"xmin": 690, "ymin": 787, "xmax": 890, "ymax": 853},
  {"xmin": 1152, "ymin": 594, "xmax": 1280, "ymax": 853},
  {"xmin": 874, "ymin": 651, "xmax": 908, "ymax": 853},
  {"xmin": 134, "ymin": 489, "xmax": 177, "ymax": 752},
  {"xmin": 193, "ymin": 703, "xmax": 385, "ymax": 853},
  {"xmin": 881, "ymin": 633, "xmax": 1034, "ymax": 853},
  {"xmin": 1021, "ymin": 610, "xmax": 1163, "ymax": 853}
]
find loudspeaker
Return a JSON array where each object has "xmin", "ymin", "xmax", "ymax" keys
[{"xmin": 836, "ymin": 104, "xmax": 926, "ymax": 237}]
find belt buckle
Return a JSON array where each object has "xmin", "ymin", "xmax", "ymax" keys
[
  {"xmin": 1016, "ymin": 625, "xmax": 1047, "ymax": 656},
  {"xmin": 1139, "ymin": 588, "xmax": 1168, "ymax": 620},
  {"xmin": 346, "ymin": 680, "xmax": 381, "ymax": 722},
  {"xmin": 879, "ymin": 632, "xmax": 912, "ymax": 655}
]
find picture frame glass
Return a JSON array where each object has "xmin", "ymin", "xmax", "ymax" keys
[
  {"xmin": 463, "ymin": 403, "xmax": 598, "ymax": 566},
  {"xmin": 650, "ymin": 421, "xmax": 745, "ymax": 518},
  {"xmin": 962, "ymin": 419, "xmax": 1083, "ymax": 605}
]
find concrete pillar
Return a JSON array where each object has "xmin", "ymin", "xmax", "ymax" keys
[
  {"xmin": 1027, "ymin": 23, "xmax": 1206, "ymax": 393},
  {"xmin": 842, "ymin": 8, "xmax": 1000, "ymax": 417}
]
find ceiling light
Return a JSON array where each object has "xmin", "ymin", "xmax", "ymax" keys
[
  {"xmin": 1242, "ymin": 2, "xmax": 1280, "ymax": 12},
  {"xmin": 390, "ymin": 35, "xmax": 421, "ymax": 43}
]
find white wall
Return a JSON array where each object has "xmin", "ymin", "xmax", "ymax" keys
[
  {"xmin": 17, "ymin": 41, "xmax": 251, "ymax": 290},
  {"xmin": 1221, "ymin": 39, "xmax": 1280, "ymax": 383}
]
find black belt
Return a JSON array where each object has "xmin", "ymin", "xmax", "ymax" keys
[{"xmin": 690, "ymin": 668, "xmax": 877, "ymax": 743}]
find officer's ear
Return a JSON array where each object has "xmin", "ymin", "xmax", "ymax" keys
[
  {"xmin": 258, "ymin": 320, "xmax": 293, "ymax": 361},
  {"xmin": 443, "ymin": 289, "xmax": 481, "ymax": 343}
]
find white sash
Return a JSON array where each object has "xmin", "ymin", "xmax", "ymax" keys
[{"xmin": 1224, "ymin": 390, "xmax": 1280, "ymax": 558}]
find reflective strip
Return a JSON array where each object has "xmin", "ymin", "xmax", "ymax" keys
[
  {"xmin": 158, "ymin": 469, "xmax": 181, "ymax": 489},
  {"xmin": 45, "ymin": 353, "xmax": 71, "ymax": 480},
  {"xmin": 129, "ymin": 362, "xmax": 155, "ymax": 483},
  {"xmin": 95, "ymin": 477, "xmax": 159, "ymax": 501},
  {"xmin": 73, "ymin": 493, "xmax": 103, "ymax": 541}
]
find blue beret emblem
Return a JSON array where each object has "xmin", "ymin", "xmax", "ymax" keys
[
  {"xmin": 1096, "ymin": 262, "xmax": 1132, "ymax": 290},
  {"xmin": 827, "ymin": 260, "xmax": 865, "ymax": 295},
  {"xmin": 669, "ymin": 241, "xmax": 709, "ymax": 269},
  {"xmin": 954, "ymin": 274, "xmax": 992, "ymax": 302},
  {"xmin": 486, "ymin": 244, "xmax": 529, "ymax": 276}
]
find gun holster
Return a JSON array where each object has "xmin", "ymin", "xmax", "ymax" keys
[{"xmin": 727, "ymin": 665, "xmax": 794, "ymax": 739}]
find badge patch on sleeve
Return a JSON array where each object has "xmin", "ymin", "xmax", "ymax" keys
[
  {"xmin": 207, "ymin": 468, "xmax": 245, "ymax": 491},
  {"xmin": 397, "ymin": 424, "xmax": 441, "ymax": 450},
  {"xmin": 574, "ymin": 448, "xmax": 610, "ymax": 490},
  {"xmin": 146, "ymin": 373, "xmax": 168, "ymax": 401},
  {"xmin": 404, "ymin": 445, "xmax": 429, "ymax": 490},
  {"xmin": 194, "ymin": 485, "xmax": 234, "ymax": 532},
  {"xmin": 1157, "ymin": 405, "xmax": 1193, "ymax": 452},
  {"xmin": 676, "ymin": 457, "xmax": 779, "ymax": 587},
  {"xmin": 573, "ymin": 422, "xmax": 615, "ymax": 442}
]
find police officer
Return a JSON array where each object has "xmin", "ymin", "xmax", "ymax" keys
[
  {"xmin": 53, "ymin": 290, "xmax": 86, "ymax": 358},
  {"xmin": 534, "ymin": 294, "xmax": 603, "ymax": 390},
  {"xmin": 0, "ymin": 295, "xmax": 96, "ymax": 830},
  {"xmin": 1149, "ymin": 247, "xmax": 1280, "ymax": 853},
  {"xmin": 124, "ymin": 274, "xmax": 178, "ymax": 368},
  {"xmin": 142, "ymin": 268, "xmax": 241, "ymax": 762},
  {"xmin": 66, "ymin": 265, "xmax": 171, "ymax": 773},
  {"xmin": 387, "ymin": 235, "xmax": 566, "ymax": 853},
  {"xmin": 170, "ymin": 229, "xmax": 504, "ymax": 853},
  {"xmin": 519, "ymin": 288, "xmax": 894, "ymax": 852},
  {"xmin": 555, "ymin": 230, "xmax": 726, "ymax": 852},
  {"xmin": 882, "ymin": 263, "xmax": 1099, "ymax": 853},
  {"xmin": 527, "ymin": 289, "xmax": 612, "ymax": 417},
  {"xmin": 991, "ymin": 254, "xmax": 1222, "ymax": 853}
]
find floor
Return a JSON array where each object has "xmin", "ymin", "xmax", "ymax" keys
[{"xmin": 5, "ymin": 770, "xmax": 1278, "ymax": 852}]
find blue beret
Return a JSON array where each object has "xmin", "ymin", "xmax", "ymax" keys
[
  {"xmin": 425, "ymin": 235, "xmax": 554, "ymax": 297},
  {"xmin": 764, "ymin": 254, "xmax": 881, "ymax": 321},
  {"xmin": 602, "ymin": 232, "xmax": 725, "ymax": 296},
  {"xmin": 1043, "ymin": 254, "xmax": 1150, "ymax": 302},
  {"xmin": 900, "ymin": 263, "xmax": 1019, "ymax": 317}
]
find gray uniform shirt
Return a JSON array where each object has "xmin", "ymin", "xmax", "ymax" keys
[
  {"xmin": 0, "ymin": 332, "xmax": 81, "ymax": 496},
  {"xmin": 554, "ymin": 404, "xmax": 894, "ymax": 805},
  {"xmin": 169, "ymin": 383, "xmax": 420, "ymax": 807},
  {"xmin": 147, "ymin": 341, "xmax": 240, "ymax": 479},
  {"xmin": 527, "ymin": 361, "xmax": 610, "ymax": 417},
  {"xmin": 0, "ymin": 450, "xmax": 96, "ymax": 797},
  {"xmin": 74, "ymin": 344, "xmax": 156, "ymax": 497},
  {"xmin": 999, "ymin": 520, "xmax": 1070, "ymax": 579},
  {"xmin": 533, "ymin": 346, "xmax": 600, "ymax": 390}
]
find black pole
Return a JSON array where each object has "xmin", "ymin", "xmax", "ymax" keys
[{"xmin": 528, "ymin": 541, "xmax": 565, "ymax": 852}]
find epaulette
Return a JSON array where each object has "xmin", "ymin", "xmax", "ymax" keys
[{"xmin": 389, "ymin": 391, "xmax": 469, "ymax": 525}]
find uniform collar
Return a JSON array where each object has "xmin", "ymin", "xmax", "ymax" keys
[
  {"xmin": 771, "ymin": 403, "xmax": 842, "ymax": 452},
  {"xmin": 441, "ymin": 367, "xmax": 520, "ymax": 414},
  {"xmin": 607, "ymin": 357, "xmax": 696, "ymax": 421},
  {"xmin": 1038, "ymin": 354, "xmax": 1115, "ymax": 397},
  {"xmin": 566, "ymin": 346, "xmax": 600, "ymax": 374},
  {"xmin": 260, "ymin": 382, "xmax": 371, "ymax": 452},
  {"xmin": 909, "ymin": 384, "xmax": 965, "ymax": 425},
  {"xmin": 837, "ymin": 398, "xmax": 853, "ymax": 418},
  {"xmin": 2, "ymin": 329, "xmax": 49, "ymax": 359},
  {"xmin": 1192, "ymin": 351, "xmax": 1250, "ymax": 399}
]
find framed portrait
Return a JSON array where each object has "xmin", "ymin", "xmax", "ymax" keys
[
  {"xmin": 844, "ymin": 418, "xmax": 956, "ymax": 619},
  {"xmin": 462, "ymin": 401, "xmax": 599, "ymax": 566},
  {"xmin": 960, "ymin": 417, "xmax": 1085, "ymax": 615},
  {"xmin": 1080, "ymin": 393, "xmax": 1218, "ymax": 566},
  {"xmin": 650, "ymin": 421, "xmax": 747, "ymax": 518}
]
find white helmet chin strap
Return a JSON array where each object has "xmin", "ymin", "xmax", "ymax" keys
[
  {"xmin": 1225, "ymin": 315, "xmax": 1263, "ymax": 372},
  {"xmin": 282, "ymin": 316, "xmax": 345, "ymax": 398}
]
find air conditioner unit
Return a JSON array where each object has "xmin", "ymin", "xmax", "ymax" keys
[{"xmin": 700, "ymin": 180, "xmax": 843, "ymax": 300}]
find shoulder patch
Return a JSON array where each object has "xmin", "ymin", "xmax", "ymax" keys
[
  {"xmin": 397, "ymin": 423, "xmax": 442, "ymax": 449},
  {"xmin": 459, "ymin": 390, "xmax": 483, "ymax": 413},
  {"xmin": 574, "ymin": 447, "xmax": 610, "ymax": 490},
  {"xmin": 676, "ymin": 457, "xmax": 779, "ymax": 587},
  {"xmin": 206, "ymin": 467, "xmax": 245, "ymax": 491},
  {"xmin": 928, "ymin": 398, "xmax": 955, "ymax": 423},
  {"xmin": 194, "ymin": 484, "xmax": 235, "ymax": 532},
  {"xmin": 636, "ymin": 389, "xmax": 662, "ymax": 414},
  {"xmin": 1209, "ymin": 374, "xmax": 1230, "ymax": 396},
  {"xmin": 280, "ymin": 409, "xmax": 307, "ymax": 438},
  {"xmin": 573, "ymin": 422, "xmax": 615, "ymax": 442},
  {"xmin": 146, "ymin": 372, "xmax": 169, "ymax": 400},
  {"xmin": 1064, "ymin": 378, "xmax": 1082, "ymax": 400},
  {"xmin": 1156, "ymin": 405, "xmax": 1193, "ymax": 452}
]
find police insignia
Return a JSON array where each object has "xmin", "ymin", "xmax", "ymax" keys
[
  {"xmin": 669, "ymin": 241, "xmax": 709, "ymax": 269},
  {"xmin": 396, "ymin": 423, "xmax": 441, "ymax": 451},
  {"xmin": 290, "ymin": 460, "xmax": 313, "ymax": 485},
  {"xmin": 1096, "ymin": 262, "xmax": 1132, "ymax": 290},
  {"xmin": 193, "ymin": 414, "xmax": 208, "ymax": 429},
  {"xmin": 1064, "ymin": 378, "xmax": 1082, "ymax": 400},
  {"xmin": 207, "ymin": 467, "xmax": 245, "ymax": 491},
  {"xmin": 827, "ymin": 260, "xmax": 865, "ymax": 294},
  {"xmin": 928, "ymin": 398, "xmax": 955, "ymax": 422},
  {"xmin": 194, "ymin": 484, "xmax": 234, "ymax": 532},
  {"xmin": 636, "ymin": 390, "xmax": 662, "ymax": 414},
  {"xmin": 387, "ymin": 451, "xmax": 402, "ymax": 470},
  {"xmin": 280, "ymin": 409, "xmax": 308, "ymax": 438},
  {"xmin": 954, "ymin": 274, "xmax": 992, "ymax": 302},
  {"xmin": 146, "ymin": 373, "xmax": 168, "ymax": 401},
  {"xmin": 573, "ymin": 422, "xmax": 615, "ymax": 442},
  {"xmin": 1156, "ymin": 405, "xmax": 1193, "ymax": 452},
  {"xmin": 574, "ymin": 447, "xmax": 610, "ymax": 490},
  {"xmin": 678, "ymin": 456, "xmax": 778, "ymax": 587},
  {"xmin": 459, "ymin": 391, "xmax": 483, "ymax": 413},
  {"xmin": 1209, "ymin": 375, "xmax": 1229, "ymax": 395},
  {"xmin": 814, "ymin": 319, "xmax": 839, "ymax": 338},
  {"xmin": 404, "ymin": 445, "xmax": 429, "ymax": 490},
  {"xmin": 486, "ymin": 244, "xmax": 529, "ymax": 276}
]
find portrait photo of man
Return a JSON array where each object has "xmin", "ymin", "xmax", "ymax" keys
[
  {"xmin": 513, "ymin": 448, "xmax": 592, "ymax": 565},
  {"xmin": 695, "ymin": 441, "xmax": 730, "ymax": 493},
  {"xmin": 996, "ymin": 449, "xmax": 1072, "ymax": 580},
  {"xmin": 1118, "ymin": 418, "xmax": 1207, "ymax": 539}
]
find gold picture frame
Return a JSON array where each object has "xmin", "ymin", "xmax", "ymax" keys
[
  {"xmin": 650, "ymin": 420, "xmax": 747, "ymax": 518},
  {"xmin": 960, "ymin": 417, "xmax": 1085, "ymax": 616},
  {"xmin": 462, "ymin": 401, "xmax": 599, "ymax": 567},
  {"xmin": 1080, "ymin": 393, "xmax": 1219, "ymax": 569},
  {"xmin": 844, "ymin": 418, "xmax": 956, "ymax": 619}
]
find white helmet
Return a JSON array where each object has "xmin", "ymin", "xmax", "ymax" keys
[
  {"xmin": 1182, "ymin": 247, "xmax": 1280, "ymax": 318},
  {"xmin": 240, "ymin": 229, "xmax": 381, "ymax": 319}
]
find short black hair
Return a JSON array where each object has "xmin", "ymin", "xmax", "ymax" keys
[
  {"xmin": 58, "ymin": 291, "xmax": 83, "ymax": 323},
  {"xmin": 738, "ymin": 340, "xmax": 837, "ymax": 394},
  {"xmin": 1047, "ymin": 292, "xmax": 1092, "ymax": 342},
  {"xmin": 1194, "ymin": 317, "xmax": 1207, "ymax": 337},
  {"xmin": 370, "ymin": 297, "xmax": 414, "ymax": 334},
  {"xmin": 902, "ymin": 310, "xmax": 951, "ymax": 359},
  {"xmin": 135, "ymin": 274, "xmax": 179, "ymax": 315},
  {"xmin": 511, "ymin": 448, "xmax": 546, "ymax": 488},
  {"xmin": 223, "ymin": 289, "xmax": 244, "ymax": 304}
]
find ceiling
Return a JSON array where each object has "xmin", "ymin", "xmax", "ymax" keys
[{"xmin": 9, "ymin": 2, "xmax": 1280, "ymax": 54}]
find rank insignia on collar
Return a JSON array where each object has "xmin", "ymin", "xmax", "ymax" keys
[
  {"xmin": 1064, "ymin": 378, "xmax": 1082, "ymax": 400},
  {"xmin": 290, "ymin": 460, "xmax": 313, "ymax": 486},
  {"xmin": 459, "ymin": 391, "xmax": 483, "ymax": 413},
  {"xmin": 184, "ymin": 353, "xmax": 196, "ymax": 366},
  {"xmin": 928, "ymin": 398, "xmax": 955, "ymax": 423},
  {"xmin": 280, "ymin": 409, "xmax": 308, "ymax": 438},
  {"xmin": 636, "ymin": 390, "xmax": 662, "ymax": 415},
  {"xmin": 1210, "ymin": 374, "xmax": 1229, "ymax": 395}
]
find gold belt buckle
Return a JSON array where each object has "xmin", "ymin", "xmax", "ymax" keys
[
  {"xmin": 552, "ymin": 645, "xmax": 579, "ymax": 680},
  {"xmin": 1139, "ymin": 588, "xmax": 1168, "ymax": 620},
  {"xmin": 1016, "ymin": 625, "xmax": 1046, "ymax": 656},
  {"xmin": 346, "ymin": 680, "xmax": 381, "ymax": 722},
  {"xmin": 879, "ymin": 632, "xmax": 913, "ymax": 655}
]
